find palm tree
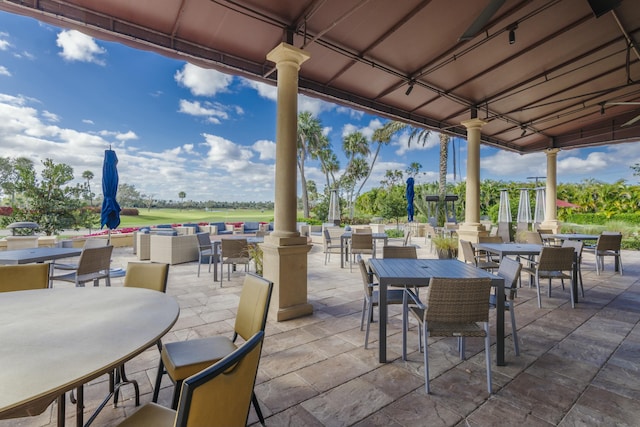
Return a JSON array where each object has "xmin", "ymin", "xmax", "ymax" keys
[
  {"xmin": 342, "ymin": 132, "xmax": 370, "ymax": 217},
  {"xmin": 82, "ymin": 170, "xmax": 94, "ymax": 206},
  {"xmin": 297, "ymin": 112, "xmax": 327, "ymax": 218}
]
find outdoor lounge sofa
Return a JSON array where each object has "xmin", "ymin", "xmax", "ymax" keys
[{"xmin": 149, "ymin": 234, "xmax": 199, "ymax": 265}]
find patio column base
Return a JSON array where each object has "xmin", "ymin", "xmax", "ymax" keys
[
  {"xmin": 540, "ymin": 219, "xmax": 560, "ymax": 233},
  {"xmin": 456, "ymin": 223, "xmax": 486, "ymax": 260},
  {"xmin": 261, "ymin": 236, "xmax": 313, "ymax": 322}
]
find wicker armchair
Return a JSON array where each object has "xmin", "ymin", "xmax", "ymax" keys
[{"xmin": 402, "ymin": 277, "xmax": 493, "ymax": 393}]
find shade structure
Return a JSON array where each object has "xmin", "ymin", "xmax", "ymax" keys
[
  {"xmin": 100, "ymin": 149, "xmax": 121, "ymax": 231},
  {"xmin": 516, "ymin": 189, "xmax": 531, "ymax": 231},
  {"xmin": 534, "ymin": 188, "xmax": 546, "ymax": 225},
  {"xmin": 406, "ymin": 177, "xmax": 415, "ymax": 222},
  {"xmin": 327, "ymin": 189, "xmax": 340, "ymax": 226}
]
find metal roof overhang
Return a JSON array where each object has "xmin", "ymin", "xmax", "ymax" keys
[{"xmin": 0, "ymin": 0, "xmax": 638, "ymax": 154}]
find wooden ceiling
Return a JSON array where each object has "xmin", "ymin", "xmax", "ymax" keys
[{"xmin": 1, "ymin": 0, "xmax": 639, "ymax": 153}]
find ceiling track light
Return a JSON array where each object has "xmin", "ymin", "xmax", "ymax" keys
[
  {"xmin": 405, "ymin": 81, "xmax": 414, "ymax": 96},
  {"xmin": 508, "ymin": 23, "xmax": 518, "ymax": 45}
]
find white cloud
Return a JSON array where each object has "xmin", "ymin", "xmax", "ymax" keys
[
  {"xmin": 178, "ymin": 99, "xmax": 229, "ymax": 124},
  {"xmin": 480, "ymin": 150, "xmax": 546, "ymax": 177},
  {"xmin": 42, "ymin": 110, "xmax": 59, "ymax": 122},
  {"xmin": 244, "ymin": 79, "xmax": 335, "ymax": 115},
  {"xmin": 175, "ymin": 63, "xmax": 233, "ymax": 96},
  {"xmin": 252, "ymin": 139, "xmax": 276, "ymax": 160},
  {"xmin": 557, "ymin": 152, "xmax": 609, "ymax": 175},
  {"xmin": 56, "ymin": 30, "xmax": 106, "ymax": 65},
  {"xmin": 394, "ymin": 130, "xmax": 439, "ymax": 155}
]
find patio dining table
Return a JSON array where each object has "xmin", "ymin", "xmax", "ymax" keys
[
  {"xmin": 475, "ymin": 242, "xmax": 580, "ymax": 305},
  {"xmin": 367, "ymin": 258, "xmax": 506, "ymax": 366},
  {"xmin": 0, "ymin": 247, "xmax": 82, "ymax": 265},
  {"xmin": 340, "ymin": 232, "xmax": 388, "ymax": 268},
  {"xmin": 211, "ymin": 236, "xmax": 264, "ymax": 281}
]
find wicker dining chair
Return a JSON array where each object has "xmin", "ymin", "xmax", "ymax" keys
[
  {"xmin": 349, "ymin": 233, "xmax": 373, "ymax": 272},
  {"xmin": 402, "ymin": 277, "xmax": 493, "ymax": 394},
  {"xmin": 49, "ymin": 245, "xmax": 114, "ymax": 287},
  {"xmin": 493, "ymin": 257, "xmax": 523, "ymax": 355},
  {"xmin": 358, "ymin": 257, "xmax": 405, "ymax": 349},
  {"xmin": 522, "ymin": 246, "xmax": 575, "ymax": 308}
]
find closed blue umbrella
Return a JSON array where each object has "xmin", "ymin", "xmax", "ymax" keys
[
  {"xmin": 406, "ymin": 177, "xmax": 415, "ymax": 222},
  {"xmin": 100, "ymin": 149, "xmax": 121, "ymax": 233}
]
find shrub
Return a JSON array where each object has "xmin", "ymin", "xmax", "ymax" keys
[
  {"xmin": 120, "ymin": 208, "xmax": 139, "ymax": 216},
  {"xmin": 0, "ymin": 206, "xmax": 13, "ymax": 216}
]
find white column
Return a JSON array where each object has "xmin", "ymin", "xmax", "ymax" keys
[
  {"xmin": 266, "ymin": 43, "xmax": 310, "ymax": 238},
  {"xmin": 457, "ymin": 118, "xmax": 488, "ymax": 249},
  {"xmin": 263, "ymin": 43, "xmax": 313, "ymax": 321}
]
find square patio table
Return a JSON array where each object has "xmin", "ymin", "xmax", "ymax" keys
[
  {"xmin": 340, "ymin": 232, "xmax": 388, "ymax": 268},
  {"xmin": 368, "ymin": 258, "xmax": 506, "ymax": 366},
  {"xmin": 0, "ymin": 247, "xmax": 82, "ymax": 265},
  {"xmin": 475, "ymin": 242, "xmax": 580, "ymax": 305}
]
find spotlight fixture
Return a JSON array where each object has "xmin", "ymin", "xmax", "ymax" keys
[
  {"xmin": 508, "ymin": 23, "xmax": 518, "ymax": 45},
  {"xmin": 405, "ymin": 82, "xmax": 414, "ymax": 96}
]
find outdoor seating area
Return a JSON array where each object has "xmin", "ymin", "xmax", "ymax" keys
[{"xmin": 1, "ymin": 234, "xmax": 639, "ymax": 426}]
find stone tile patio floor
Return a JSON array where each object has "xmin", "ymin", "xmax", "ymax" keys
[{"xmin": 3, "ymin": 237, "xmax": 640, "ymax": 426}]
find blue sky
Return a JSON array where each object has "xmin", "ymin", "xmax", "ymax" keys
[{"xmin": 0, "ymin": 12, "xmax": 639, "ymax": 203}]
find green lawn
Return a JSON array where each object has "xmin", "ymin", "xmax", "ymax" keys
[{"xmin": 116, "ymin": 208, "xmax": 276, "ymax": 228}]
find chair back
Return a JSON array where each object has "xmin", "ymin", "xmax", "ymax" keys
[
  {"xmin": 459, "ymin": 240, "xmax": 477, "ymax": 265},
  {"xmin": 517, "ymin": 231, "xmax": 543, "ymax": 245},
  {"xmin": 478, "ymin": 236, "xmax": 503, "ymax": 243},
  {"xmin": 382, "ymin": 245, "xmax": 417, "ymax": 259},
  {"xmin": 175, "ymin": 331, "xmax": 265, "ymax": 427},
  {"xmin": 354, "ymin": 227, "xmax": 372, "ymax": 234},
  {"xmin": 124, "ymin": 262, "xmax": 169, "ymax": 292},
  {"xmin": 425, "ymin": 277, "xmax": 492, "ymax": 324},
  {"xmin": 561, "ymin": 239, "xmax": 583, "ymax": 260},
  {"xmin": 234, "ymin": 273, "xmax": 273, "ymax": 341},
  {"xmin": 0, "ymin": 264, "xmax": 49, "ymax": 292},
  {"xmin": 221, "ymin": 239, "xmax": 249, "ymax": 259},
  {"xmin": 596, "ymin": 233, "xmax": 622, "ymax": 252},
  {"xmin": 83, "ymin": 238, "xmax": 109, "ymax": 248},
  {"xmin": 76, "ymin": 245, "xmax": 113, "ymax": 276},
  {"xmin": 357, "ymin": 257, "xmax": 374, "ymax": 297},
  {"xmin": 537, "ymin": 246, "xmax": 574, "ymax": 272},
  {"xmin": 350, "ymin": 233, "xmax": 373, "ymax": 251},
  {"xmin": 496, "ymin": 257, "xmax": 522, "ymax": 299},
  {"xmin": 195, "ymin": 232, "xmax": 212, "ymax": 250}
]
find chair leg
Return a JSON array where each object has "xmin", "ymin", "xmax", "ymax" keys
[
  {"xmin": 364, "ymin": 300, "xmax": 373, "ymax": 349},
  {"xmin": 484, "ymin": 322, "xmax": 492, "ymax": 394},
  {"xmin": 252, "ymin": 392, "xmax": 266, "ymax": 427},
  {"xmin": 151, "ymin": 358, "xmax": 165, "ymax": 403},
  {"xmin": 171, "ymin": 379, "xmax": 183, "ymax": 410},
  {"xmin": 535, "ymin": 273, "xmax": 542, "ymax": 308},
  {"xmin": 423, "ymin": 323, "xmax": 430, "ymax": 394},
  {"xmin": 509, "ymin": 303, "xmax": 519, "ymax": 356}
]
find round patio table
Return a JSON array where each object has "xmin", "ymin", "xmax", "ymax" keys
[{"xmin": 0, "ymin": 287, "xmax": 179, "ymax": 426}]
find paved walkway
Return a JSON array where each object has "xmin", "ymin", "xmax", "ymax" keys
[{"xmin": 2, "ymin": 237, "xmax": 639, "ymax": 426}]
